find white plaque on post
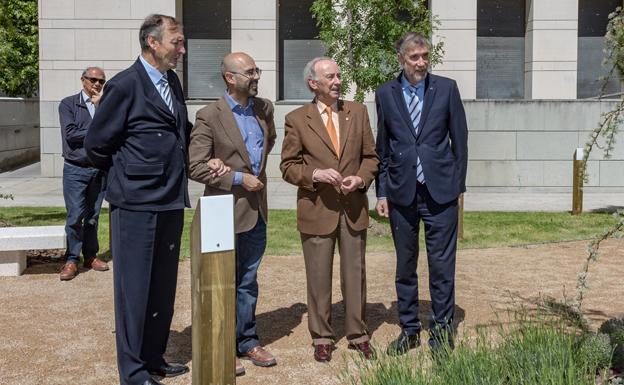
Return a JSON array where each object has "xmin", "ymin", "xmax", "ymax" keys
[{"xmin": 199, "ymin": 195, "xmax": 235, "ymax": 253}]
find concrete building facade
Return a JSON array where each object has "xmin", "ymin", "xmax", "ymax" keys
[{"xmin": 38, "ymin": 0, "xmax": 624, "ymax": 190}]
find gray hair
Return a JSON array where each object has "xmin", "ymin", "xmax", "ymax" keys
[
  {"xmin": 303, "ymin": 56, "xmax": 333, "ymax": 91},
  {"xmin": 81, "ymin": 66, "xmax": 104, "ymax": 78},
  {"xmin": 395, "ymin": 32, "xmax": 430, "ymax": 54},
  {"xmin": 139, "ymin": 14, "xmax": 181, "ymax": 52}
]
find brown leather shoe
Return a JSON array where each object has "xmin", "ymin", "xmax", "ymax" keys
[
  {"xmin": 83, "ymin": 257, "xmax": 109, "ymax": 271},
  {"xmin": 242, "ymin": 346, "xmax": 277, "ymax": 367},
  {"xmin": 59, "ymin": 262, "xmax": 78, "ymax": 281},
  {"xmin": 313, "ymin": 344, "xmax": 334, "ymax": 362},
  {"xmin": 235, "ymin": 357, "xmax": 245, "ymax": 376},
  {"xmin": 349, "ymin": 341, "xmax": 374, "ymax": 359}
]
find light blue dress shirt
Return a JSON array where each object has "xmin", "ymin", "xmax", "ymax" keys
[
  {"xmin": 139, "ymin": 55, "xmax": 173, "ymax": 113},
  {"xmin": 400, "ymin": 73, "xmax": 425, "ymax": 122},
  {"xmin": 224, "ymin": 92, "xmax": 264, "ymax": 185},
  {"xmin": 81, "ymin": 90, "xmax": 95, "ymax": 118}
]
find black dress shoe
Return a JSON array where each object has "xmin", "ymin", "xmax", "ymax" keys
[
  {"xmin": 387, "ymin": 331, "xmax": 421, "ymax": 355},
  {"xmin": 147, "ymin": 362, "xmax": 190, "ymax": 378},
  {"xmin": 142, "ymin": 378, "xmax": 165, "ymax": 385}
]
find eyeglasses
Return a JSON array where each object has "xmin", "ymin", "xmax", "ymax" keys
[
  {"xmin": 83, "ymin": 76, "xmax": 106, "ymax": 85},
  {"xmin": 229, "ymin": 67, "xmax": 262, "ymax": 79}
]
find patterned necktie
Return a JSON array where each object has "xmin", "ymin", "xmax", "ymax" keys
[
  {"xmin": 85, "ymin": 97, "xmax": 95, "ymax": 118},
  {"xmin": 325, "ymin": 105, "xmax": 340, "ymax": 156},
  {"xmin": 159, "ymin": 74, "xmax": 174, "ymax": 114},
  {"xmin": 408, "ymin": 86, "xmax": 425, "ymax": 183}
]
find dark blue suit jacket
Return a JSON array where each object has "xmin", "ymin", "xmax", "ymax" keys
[
  {"xmin": 85, "ymin": 59, "xmax": 191, "ymax": 211},
  {"xmin": 375, "ymin": 73, "xmax": 468, "ymax": 205},
  {"xmin": 59, "ymin": 92, "xmax": 94, "ymax": 166}
]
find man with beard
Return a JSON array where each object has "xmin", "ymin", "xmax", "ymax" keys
[
  {"xmin": 58, "ymin": 66, "xmax": 109, "ymax": 281},
  {"xmin": 189, "ymin": 52, "xmax": 277, "ymax": 376},
  {"xmin": 280, "ymin": 57, "xmax": 378, "ymax": 362},
  {"xmin": 375, "ymin": 32, "xmax": 468, "ymax": 354},
  {"xmin": 85, "ymin": 14, "xmax": 225, "ymax": 385}
]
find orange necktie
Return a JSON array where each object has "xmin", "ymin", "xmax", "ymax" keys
[{"xmin": 325, "ymin": 106, "xmax": 340, "ymax": 156}]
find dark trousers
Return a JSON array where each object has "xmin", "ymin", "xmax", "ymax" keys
[
  {"xmin": 235, "ymin": 217, "xmax": 267, "ymax": 354},
  {"xmin": 110, "ymin": 207, "xmax": 184, "ymax": 385},
  {"xmin": 62, "ymin": 161, "xmax": 105, "ymax": 263},
  {"xmin": 389, "ymin": 182, "xmax": 457, "ymax": 338}
]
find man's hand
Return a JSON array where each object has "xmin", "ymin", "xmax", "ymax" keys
[
  {"xmin": 313, "ymin": 168, "xmax": 343, "ymax": 186},
  {"xmin": 241, "ymin": 173, "xmax": 264, "ymax": 191},
  {"xmin": 375, "ymin": 198, "xmax": 389, "ymax": 218},
  {"xmin": 340, "ymin": 175, "xmax": 364, "ymax": 194},
  {"xmin": 91, "ymin": 90, "xmax": 102, "ymax": 107},
  {"xmin": 207, "ymin": 158, "xmax": 230, "ymax": 177}
]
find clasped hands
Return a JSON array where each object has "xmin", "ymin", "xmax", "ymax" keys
[
  {"xmin": 206, "ymin": 158, "xmax": 263, "ymax": 192},
  {"xmin": 313, "ymin": 168, "xmax": 363, "ymax": 194}
]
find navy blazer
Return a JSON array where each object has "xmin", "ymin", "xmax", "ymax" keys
[
  {"xmin": 375, "ymin": 73, "xmax": 468, "ymax": 205},
  {"xmin": 59, "ymin": 92, "xmax": 94, "ymax": 166},
  {"xmin": 85, "ymin": 59, "xmax": 192, "ymax": 211}
]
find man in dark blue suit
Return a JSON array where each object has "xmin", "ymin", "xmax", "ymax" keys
[
  {"xmin": 375, "ymin": 32, "xmax": 468, "ymax": 354},
  {"xmin": 85, "ymin": 14, "xmax": 223, "ymax": 385},
  {"xmin": 58, "ymin": 66, "xmax": 109, "ymax": 281}
]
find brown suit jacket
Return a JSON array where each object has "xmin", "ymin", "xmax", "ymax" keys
[
  {"xmin": 189, "ymin": 96, "xmax": 276, "ymax": 233},
  {"xmin": 280, "ymin": 99, "xmax": 379, "ymax": 235}
]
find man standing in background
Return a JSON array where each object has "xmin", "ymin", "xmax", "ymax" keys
[
  {"xmin": 189, "ymin": 52, "xmax": 277, "ymax": 377},
  {"xmin": 58, "ymin": 66, "xmax": 108, "ymax": 281}
]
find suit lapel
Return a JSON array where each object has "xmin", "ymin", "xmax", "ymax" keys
[
  {"xmin": 252, "ymin": 100, "xmax": 270, "ymax": 172},
  {"xmin": 133, "ymin": 60, "xmax": 176, "ymax": 122},
  {"xmin": 76, "ymin": 93, "xmax": 92, "ymax": 123},
  {"xmin": 337, "ymin": 100, "xmax": 351, "ymax": 158},
  {"xmin": 217, "ymin": 97, "xmax": 252, "ymax": 168},
  {"xmin": 306, "ymin": 101, "xmax": 337, "ymax": 156},
  {"xmin": 416, "ymin": 74, "xmax": 436, "ymax": 141},
  {"xmin": 391, "ymin": 75, "xmax": 417, "ymax": 139}
]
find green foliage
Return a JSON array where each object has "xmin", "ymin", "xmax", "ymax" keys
[
  {"xmin": 345, "ymin": 318, "xmax": 605, "ymax": 385},
  {"xmin": 0, "ymin": 0, "xmax": 39, "ymax": 97},
  {"xmin": 599, "ymin": 316, "xmax": 624, "ymax": 368},
  {"xmin": 310, "ymin": 0, "xmax": 442, "ymax": 102}
]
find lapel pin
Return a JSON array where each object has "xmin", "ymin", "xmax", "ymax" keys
[{"xmin": 346, "ymin": 117, "xmax": 349, "ymax": 121}]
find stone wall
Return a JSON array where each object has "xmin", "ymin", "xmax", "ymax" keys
[{"xmin": 0, "ymin": 98, "xmax": 40, "ymax": 171}]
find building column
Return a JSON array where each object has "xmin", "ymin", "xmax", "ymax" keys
[
  {"xmin": 525, "ymin": 0, "xmax": 578, "ymax": 99},
  {"xmin": 429, "ymin": 0, "xmax": 477, "ymax": 99},
  {"xmin": 231, "ymin": 0, "xmax": 278, "ymax": 101}
]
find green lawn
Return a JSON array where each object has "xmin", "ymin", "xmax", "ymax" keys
[{"xmin": 0, "ymin": 207, "xmax": 617, "ymax": 258}]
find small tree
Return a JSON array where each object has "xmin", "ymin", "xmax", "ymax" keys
[
  {"xmin": 0, "ymin": 0, "xmax": 39, "ymax": 97},
  {"xmin": 311, "ymin": 0, "xmax": 442, "ymax": 102}
]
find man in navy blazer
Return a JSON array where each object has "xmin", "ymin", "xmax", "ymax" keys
[
  {"xmin": 85, "ymin": 15, "xmax": 222, "ymax": 385},
  {"xmin": 58, "ymin": 66, "xmax": 109, "ymax": 281},
  {"xmin": 375, "ymin": 32, "xmax": 468, "ymax": 354}
]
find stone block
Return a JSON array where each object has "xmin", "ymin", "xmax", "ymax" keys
[
  {"xmin": 435, "ymin": 29, "xmax": 477, "ymax": 62},
  {"xmin": 599, "ymin": 161, "xmax": 624, "ymax": 187},
  {"xmin": 131, "ymin": 0, "xmax": 175, "ymax": 19},
  {"xmin": 0, "ymin": 250, "xmax": 26, "ymax": 276},
  {"xmin": 270, "ymin": 128, "xmax": 284, "ymax": 155},
  {"xmin": 256, "ymin": 69, "xmax": 277, "ymax": 102},
  {"xmin": 467, "ymin": 160, "xmax": 543, "ymax": 187},
  {"xmin": 468, "ymin": 131, "xmax": 516, "ymax": 160},
  {"xmin": 528, "ymin": 70, "xmax": 577, "ymax": 99},
  {"xmin": 40, "ymin": 153, "xmax": 56, "ymax": 176},
  {"xmin": 531, "ymin": 30, "xmax": 577, "ymax": 62},
  {"xmin": 517, "ymin": 132, "xmax": 579, "ymax": 160},
  {"xmin": 39, "ymin": 29, "xmax": 75, "ymax": 61},
  {"xmin": 39, "ymin": 0, "xmax": 75, "ymax": 19},
  {"xmin": 231, "ymin": 30, "xmax": 276, "ymax": 62},
  {"xmin": 40, "ymin": 101, "xmax": 60, "ymax": 128},
  {"xmin": 40, "ymin": 70, "xmax": 81, "ymax": 102},
  {"xmin": 430, "ymin": 0, "xmax": 477, "ymax": 20},
  {"xmin": 432, "ymin": 70, "xmax": 476, "ymax": 99},
  {"xmin": 41, "ymin": 126, "xmax": 62, "ymax": 154},
  {"xmin": 233, "ymin": 0, "xmax": 276, "ymax": 20},
  {"xmin": 265, "ymin": 154, "xmax": 281, "ymax": 179},
  {"xmin": 75, "ymin": 0, "xmax": 131, "ymax": 19},
  {"xmin": 531, "ymin": 0, "xmax": 579, "ymax": 20},
  {"xmin": 75, "ymin": 29, "xmax": 134, "ymax": 61}
]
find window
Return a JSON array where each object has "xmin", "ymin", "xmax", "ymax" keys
[
  {"xmin": 279, "ymin": 0, "xmax": 325, "ymax": 100},
  {"xmin": 577, "ymin": 0, "xmax": 622, "ymax": 99},
  {"xmin": 183, "ymin": 0, "xmax": 231, "ymax": 99},
  {"xmin": 477, "ymin": 0, "xmax": 526, "ymax": 99}
]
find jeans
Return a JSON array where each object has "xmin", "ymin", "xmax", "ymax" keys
[
  {"xmin": 235, "ymin": 217, "xmax": 267, "ymax": 354},
  {"xmin": 62, "ymin": 161, "xmax": 106, "ymax": 263}
]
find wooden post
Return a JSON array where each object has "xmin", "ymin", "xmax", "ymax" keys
[
  {"xmin": 458, "ymin": 193, "xmax": 464, "ymax": 241},
  {"xmin": 572, "ymin": 148, "xmax": 584, "ymax": 215},
  {"xmin": 190, "ymin": 195, "xmax": 236, "ymax": 385}
]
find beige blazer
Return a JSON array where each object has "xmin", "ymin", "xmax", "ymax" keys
[
  {"xmin": 189, "ymin": 96, "xmax": 277, "ymax": 233},
  {"xmin": 280, "ymin": 99, "xmax": 379, "ymax": 235}
]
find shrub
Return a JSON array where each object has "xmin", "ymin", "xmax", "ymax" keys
[{"xmin": 599, "ymin": 316, "xmax": 624, "ymax": 368}]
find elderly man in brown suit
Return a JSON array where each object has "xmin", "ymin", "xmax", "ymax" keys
[
  {"xmin": 189, "ymin": 52, "xmax": 277, "ymax": 376},
  {"xmin": 280, "ymin": 56, "xmax": 379, "ymax": 362}
]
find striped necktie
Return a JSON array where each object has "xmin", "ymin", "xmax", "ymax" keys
[
  {"xmin": 408, "ymin": 86, "xmax": 425, "ymax": 183},
  {"xmin": 158, "ymin": 74, "xmax": 174, "ymax": 114}
]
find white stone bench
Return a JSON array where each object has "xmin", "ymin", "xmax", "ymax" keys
[{"xmin": 0, "ymin": 226, "xmax": 66, "ymax": 276}]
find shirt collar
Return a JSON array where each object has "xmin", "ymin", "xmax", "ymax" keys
[
  {"xmin": 139, "ymin": 54, "xmax": 166, "ymax": 86},
  {"xmin": 224, "ymin": 92, "xmax": 254, "ymax": 111},
  {"xmin": 316, "ymin": 98, "xmax": 338, "ymax": 115},
  {"xmin": 81, "ymin": 90, "xmax": 91, "ymax": 104},
  {"xmin": 401, "ymin": 72, "xmax": 426, "ymax": 92}
]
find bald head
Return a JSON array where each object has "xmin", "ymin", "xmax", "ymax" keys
[
  {"xmin": 221, "ymin": 52, "xmax": 260, "ymax": 103},
  {"xmin": 221, "ymin": 52, "xmax": 255, "ymax": 76}
]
